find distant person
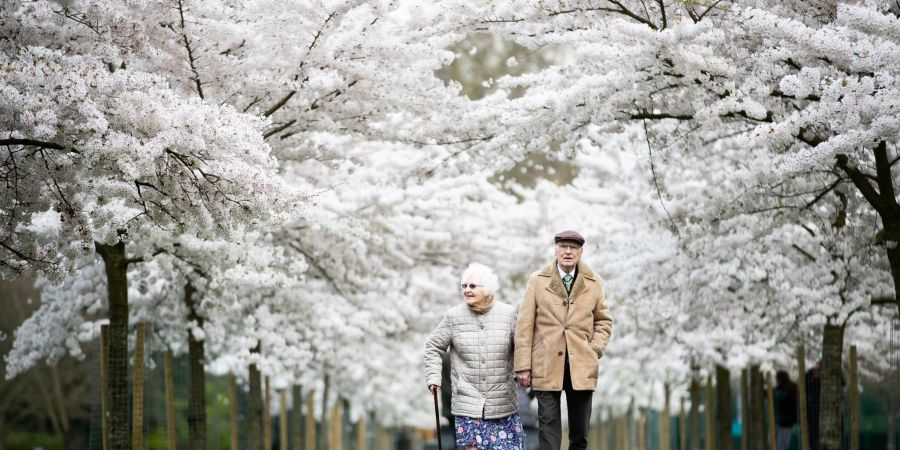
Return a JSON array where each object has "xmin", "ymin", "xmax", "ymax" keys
[
  {"xmin": 774, "ymin": 370, "xmax": 798, "ymax": 450},
  {"xmin": 425, "ymin": 263, "xmax": 524, "ymax": 450},
  {"xmin": 514, "ymin": 230, "xmax": 613, "ymax": 450},
  {"xmin": 805, "ymin": 363, "xmax": 821, "ymax": 450}
]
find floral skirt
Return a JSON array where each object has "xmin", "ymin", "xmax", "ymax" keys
[{"xmin": 455, "ymin": 413, "xmax": 525, "ymax": 450}]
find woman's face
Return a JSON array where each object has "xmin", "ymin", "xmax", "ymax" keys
[{"xmin": 461, "ymin": 280, "xmax": 486, "ymax": 305}]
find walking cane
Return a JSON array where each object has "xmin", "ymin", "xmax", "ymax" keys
[{"xmin": 432, "ymin": 386, "xmax": 444, "ymax": 450}]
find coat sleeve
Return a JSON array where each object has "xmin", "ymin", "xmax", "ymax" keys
[
  {"xmin": 424, "ymin": 315, "xmax": 452, "ymax": 387},
  {"xmin": 514, "ymin": 276, "xmax": 538, "ymax": 372},
  {"xmin": 589, "ymin": 279, "xmax": 613, "ymax": 358}
]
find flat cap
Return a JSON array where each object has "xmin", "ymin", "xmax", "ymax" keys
[{"xmin": 554, "ymin": 230, "xmax": 585, "ymax": 246}]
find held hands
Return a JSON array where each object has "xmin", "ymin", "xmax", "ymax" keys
[{"xmin": 515, "ymin": 370, "xmax": 531, "ymax": 388}]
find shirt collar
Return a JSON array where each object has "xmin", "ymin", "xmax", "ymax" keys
[{"xmin": 558, "ymin": 264, "xmax": 575, "ymax": 278}]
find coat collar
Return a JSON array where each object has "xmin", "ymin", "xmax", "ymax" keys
[{"xmin": 538, "ymin": 260, "xmax": 596, "ymax": 300}]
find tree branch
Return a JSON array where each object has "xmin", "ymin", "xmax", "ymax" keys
[
  {"xmin": 0, "ymin": 139, "xmax": 65, "ymax": 150},
  {"xmin": 263, "ymin": 91, "xmax": 296, "ymax": 117},
  {"xmin": 176, "ymin": 0, "xmax": 205, "ymax": 99},
  {"xmin": 656, "ymin": 0, "xmax": 667, "ymax": 30},
  {"xmin": 873, "ymin": 141, "xmax": 898, "ymax": 209},
  {"xmin": 835, "ymin": 153, "xmax": 889, "ymax": 215}
]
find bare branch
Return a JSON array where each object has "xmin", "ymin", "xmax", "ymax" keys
[
  {"xmin": 263, "ymin": 91, "xmax": 297, "ymax": 117},
  {"xmin": 642, "ymin": 118, "xmax": 680, "ymax": 236},
  {"xmin": 176, "ymin": 0, "xmax": 205, "ymax": 99},
  {"xmin": 0, "ymin": 139, "xmax": 65, "ymax": 150}
]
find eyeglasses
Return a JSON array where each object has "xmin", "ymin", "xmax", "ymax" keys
[
  {"xmin": 556, "ymin": 243, "xmax": 582, "ymax": 252},
  {"xmin": 460, "ymin": 283, "xmax": 482, "ymax": 290}
]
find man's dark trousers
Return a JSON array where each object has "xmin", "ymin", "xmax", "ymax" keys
[{"xmin": 535, "ymin": 357, "xmax": 593, "ymax": 450}]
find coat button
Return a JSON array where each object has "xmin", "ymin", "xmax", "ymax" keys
[{"xmin": 558, "ymin": 351, "xmax": 563, "ymax": 356}]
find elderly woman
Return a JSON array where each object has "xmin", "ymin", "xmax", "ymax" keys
[{"xmin": 425, "ymin": 263, "xmax": 523, "ymax": 450}]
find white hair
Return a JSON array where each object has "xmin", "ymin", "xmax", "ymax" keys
[{"xmin": 460, "ymin": 263, "xmax": 500, "ymax": 297}]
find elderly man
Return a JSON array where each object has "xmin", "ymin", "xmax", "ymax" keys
[{"xmin": 514, "ymin": 230, "xmax": 613, "ymax": 450}]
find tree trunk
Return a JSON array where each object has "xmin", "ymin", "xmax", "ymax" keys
[
  {"xmin": 101, "ymin": 325, "xmax": 110, "ymax": 450},
  {"xmin": 766, "ymin": 372, "xmax": 777, "ymax": 450},
  {"xmin": 185, "ymin": 283, "xmax": 207, "ymax": 450},
  {"xmin": 796, "ymin": 345, "xmax": 809, "ymax": 450},
  {"xmin": 680, "ymin": 398, "xmax": 687, "ymax": 450},
  {"xmin": 740, "ymin": 369, "xmax": 749, "ymax": 450},
  {"xmin": 705, "ymin": 375, "xmax": 714, "ymax": 450},
  {"xmin": 750, "ymin": 366, "xmax": 765, "ymax": 450},
  {"xmin": 264, "ymin": 376, "xmax": 272, "ymax": 450},
  {"xmin": 292, "ymin": 386, "xmax": 304, "ymax": 450},
  {"xmin": 820, "ymin": 324, "xmax": 845, "ymax": 450},
  {"xmin": 247, "ymin": 353, "xmax": 263, "ymax": 450},
  {"xmin": 165, "ymin": 352, "xmax": 177, "ymax": 450},
  {"xmin": 662, "ymin": 383, "xmax": 672, "ymax": 450},
  {"xmin": 305, "ymin": 391, "xmax": 316, "ymax": 450},
  {"xmin": 690, "ymin": 378, "xmax": 701, "ymax": 450},
  {"xmin": 49, "ymin": 365, "xmax": 69, "ymax": 432},
  {"xmin": 133, "ymin": 322, "xmax": 145, "ymax": 450},
  {"xmin": 230, "ymin": 375, "xmax": 239, "ymax": 450},
  {"xmin": 280, "ymin": 390, "xmax": 288, "ymax": 450},
  {"xmin": 96, "ymin": 240, "xmax": 131, "ymax": 450},
  {"xmin": 848, "ymin": 346, "xmax": 858, "ymax": 450},
  {"xmin": 715, "ymin": 365, "xmax": 732, "ymax": 450}
]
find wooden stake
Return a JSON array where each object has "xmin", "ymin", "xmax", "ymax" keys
[
  {"xmin": 638, "ymin": 409, "xmax": 646, "ymax": 450},
  {"xmin": 164, "ymin": 352, "xmax": 177, "ymax": 450},
  {"xmin": 331, "ymin": 401, "xmax": 342, "ymax": 450},
  {"xmin": 357, "ymin": 416, "xmax": 367, "ymax": 450},
  {"xmin": 133, "ymin": 323, "xmax": 145, "ymax": 450}
]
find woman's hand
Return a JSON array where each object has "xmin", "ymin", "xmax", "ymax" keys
[{"xmin": 429, "ymin": 384, "xmax": 439, "ymax": 395}]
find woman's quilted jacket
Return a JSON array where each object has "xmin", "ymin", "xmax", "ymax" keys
[{"xmin": 424, "ymin": 301, "xmax": 518, "ymax": 419}]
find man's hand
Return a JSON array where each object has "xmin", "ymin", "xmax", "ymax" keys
[
  {"xmin": 428, "ymin": 384, "xmax": 439, "ymax": 395},
  {"xmin": 515, "ymin": 370, "xmax": 531, "ymax": 388}
]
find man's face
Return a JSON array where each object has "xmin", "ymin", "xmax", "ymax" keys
[{"xmin": 555, "ymin": 241, "xmax": 582, "ymax": 271}]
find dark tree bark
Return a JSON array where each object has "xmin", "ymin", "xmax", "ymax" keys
[
  {"xmin": 741, "ymin": 369, "xmax": 749, "ymax": 450},
  {"xmin": 185, "ymin": 282, "xmax": 207, "ymax": 450},
  {"xmin": 715, "ymin": 365, "xmax": 732, "ymax": 450},
  {"xmin": 749, "ymin": 366, "xmax": 765, "ymax": 450},
  {"xmin": 689, "ymin": 377, "xmax": 701, "ymax": 450},
  {"xmin": 95, "ymin": 240, "xmax": 131, "ymax": 450},
  {"xmin": 292, "ymin": 385, "xmax": 305, "ymax": 450},
  {"xmin": 247, "ymin": 346, "xmax": 264, "ymax": 450},
  {"xmin": 819, "ymin": 324, "xmax": 845, "ymax": 450},
  {"xmin": 836, "ymin": 142, "xmax": 900, "ymax": 316}
]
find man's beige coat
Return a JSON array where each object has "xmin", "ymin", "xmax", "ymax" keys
[{"xmin": 514, "ymin": 260, "xmax": 613, "ymax": 391}]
